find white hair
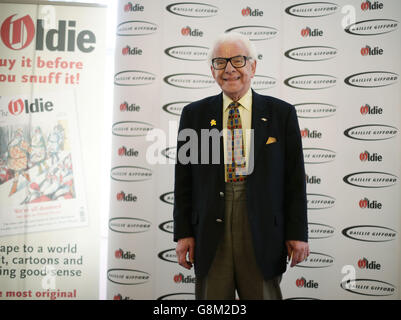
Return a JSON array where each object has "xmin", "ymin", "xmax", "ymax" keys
[{"xmin": 207, "ymin": 32, "xmax": 258, "ymax": 66}]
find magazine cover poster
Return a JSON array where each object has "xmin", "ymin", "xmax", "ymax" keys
[{"xmin": 0, "ymin": 91, "xmax": 87, "ymax": 236}]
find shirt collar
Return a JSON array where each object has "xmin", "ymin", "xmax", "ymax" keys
[{"xmin": 223, "ymin": 88, "xmax": 252, "ymax": 111}]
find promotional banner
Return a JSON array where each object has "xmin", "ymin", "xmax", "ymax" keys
[
  {"xmin": 108, "ymin": 0, "xmax": 400, "ymax": 300},
  {"xmin": 0, "ymin": 1, "xmax": 107, "ymax": 299}
]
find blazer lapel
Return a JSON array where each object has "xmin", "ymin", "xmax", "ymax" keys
[
  {"xmin": 249, "ymin": 90, "xmax": 272, "ymax": 174},
  {"xmin": 207, "ymin": 93, "xmax": 225, "ymax": 183}
]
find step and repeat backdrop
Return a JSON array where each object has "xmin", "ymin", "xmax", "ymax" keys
[{"xmin": 108, "ymin": 0, "xmax": 400, "ymax": 299}]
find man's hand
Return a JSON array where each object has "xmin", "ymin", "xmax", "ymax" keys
[
  {"xmin": 285, "ymin": 240, "xmax": 310, "ymax": 267},
  {"xmin": 176, "ymin": 237, "xmax": 195, "ymax": 270}
]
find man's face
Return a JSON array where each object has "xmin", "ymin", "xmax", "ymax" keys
[{"xmin": 210, "ymin": 40, "xmax": 256, "ymax": 101}]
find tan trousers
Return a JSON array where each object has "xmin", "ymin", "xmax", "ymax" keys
[{"xmin": 195, "ymin": 181, "xmax": 282, "ymax": 300}]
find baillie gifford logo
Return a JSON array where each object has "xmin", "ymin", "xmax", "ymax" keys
[{"xmin": 1, "ymin": 14, "xmax": 96, "ymax": 52}]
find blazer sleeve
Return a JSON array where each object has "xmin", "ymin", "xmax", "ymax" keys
[
  {"xmin": 284, "ymin": 105, "xmax": 308, "ymax": 242},
  {"xmin": 173, "ymin": 106, "xmax": 194, "ymax": 242}
]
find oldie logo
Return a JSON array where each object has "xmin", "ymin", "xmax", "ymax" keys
[
  {"xmin": 308, "ymin": 223, "xmax": 335, "ymax": 239},
  {"xmin": 123, "ymin": 2, "xmax": 144, "ymax": 12},
  {"xmin": 295, "ymin": 277, "xmax": 319, "ymax": 289},
  {"xmin": 285, "ymin": 2, "xmax": 338, "ymax": 17},
  {"xmin": 296, "ymin": 252, "xmax": 334, "ymax": 268},
  {"xmin": 107, "ymin": 269, "xmax": 150, "ymax": 285},
  {"xmin": 119, "ymin": 101, "xmax": 141, "ymax": 112},
  {"xmin": 360, "ymin": 104, "xmax": 382, "ymax": 115},
  {"xmin": 361, "ymin": 1, "xmax": 383, "ymax": 11},
  {"xmin": 295, "ymin": 103, "xmax": 337, "ymax": 118},
  {"xmin": 1, "ymin": 14, "xmax": 96, "ymax": 52},
  {"xmin": 357, "ymin": 257, "xmax": 381, "ymax": 270},
  {"xmin": 252, "ymin": 75, "xmax": 277, "ymax": 90},
  {"xmin": 116, "ymin": 20, "xmax": 158, "ymax": 36},
  {"xmin": 306, "ymin": 174, "xmax": 321, "ymax": 185},
  {"xmin": 158, "ymin": 249, "xmax": 177, "ymax": 263},
  {"xmin": 300, "ymin": 27, "xmax": 323, "ymax": 37},
  {"xmin": 1, "ymin": 14, "xmax": 35, "ymax": 50},
  {"xmin": 285, "ymin": 46, "xmax": 338, "ymax": 62},
  {"xmin": 164, "ymin": 45, "xmax": 209, "ymax": 61},
  {"xmin": 122, "ymin": 45, "xmax": 142, "ymax": 56},
  {"xmin": 360, "ymin": 45, "xmax": 383, "ymax": 56},
  {"xmin": 160, "ymin": 191, "xmax": 174, "ymax": 205},
  {"xmin": 118, "ymin": 146, "xmax": 139, "ymax": 157},
  {"xmin": 114, "ymin": 248, "xmax": 136, "ymax": 260},
  {"xmin": 164, "ymin": 73, "xmax": 215, "ymax": 89},
  {"xmin": 340, "ymin": 279, "xmax": 396, "ymax": 297},
  {"xmin": 342, "ymin": 225, "xmax": 397, "ymax": 242},
  {"xmin": 303, "ymin": 148, "xmax": 336, "ymax": 164},
  {"xmin": 359, "ymin": 198, "xmax": 382, "ymax": 210},
  {"xmin": 166, "ymin": 3, "xmax": 218, "ymax": 18},
  {"xmin": 344, "ymin": 124, "xmax": 398, "ymax": 141},
  {"xmin": 241, "ymin": 7, "xmax": 264, "ymax": 17},
  {"xmin": 307, "ymin": 193, "xmax": 335, "ymax": 210},
  {"xmin": 112, "ymin": 121, "xmax": 154, "ymax": 137},
  {"xmin": 8, "ymin": 98, "xmax": 53, "ymax": 116},
  {"xmin": 344, "ymin": 71, "xmax": 398, "ymax": 88},
  {"xmin": 116, "ymin": 190, "xmax": 137, "ymax": 202},
  {"xmin": 114, "ymin": 70, "xmax": 156, "ymax": 86},
  {"xmin": 159, "ymin": 220, "xmax": 174, "ymax": 234},
  {"xmin": 181, "ymin": 26, "xmax": 203, "ymax": 37},
  {"xmin": 284, "ymin": 74, "xmax": 337, "ymax": 90},
  {"xmin": 110, "ymin": 166, "xmax": 153, "ymax": 182},
  {"xmin": 225, "ymin": 25, "xmax": 278, "ymax": 41},
  {"xmin": 162, "ymin": 101, "xmax": 189, "ymax": 116},
  {"xmin": 344, "ymin": 19, "xmax": 398, "ymax": 36},
  {"xmin": 359, "ymin": 151, "xmax": 382, "ymax": 162},
  {"xmin": 173, "ymin": 273, "xmax": 196, "ymax": 284},
  {"xmin": 109, "ymin": 217, "xmax": 151, "ymax": 234},
  {"xmin": 301, "ymin": 128, "xmax": 322, "ymax": 139}
]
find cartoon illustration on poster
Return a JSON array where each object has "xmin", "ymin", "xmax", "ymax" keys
[{"xmin": 0, "ymin": 91, "xmax": 87, "ymax": 236}]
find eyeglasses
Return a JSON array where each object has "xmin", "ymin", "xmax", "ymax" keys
[{"xmin": 211, "ymin": 55, "xmax": 252, "ymax": 70}]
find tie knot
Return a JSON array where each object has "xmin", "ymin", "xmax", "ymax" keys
[{"xmin": 228, "ymin": 101, "xmax": 240, "ymax": 110}]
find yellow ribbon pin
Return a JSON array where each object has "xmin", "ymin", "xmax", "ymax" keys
[{"xmin": 210, "ymin": 119, "xmax": 216, "ymax": 126}]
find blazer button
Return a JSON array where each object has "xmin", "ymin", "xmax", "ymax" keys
[
  {"xmin": 219, "ymin": 192, "xmax": 224, "ymax": 198},
  {"xmin": 216, "ymin": 219, "xmax": 223, "ymax": 223}
]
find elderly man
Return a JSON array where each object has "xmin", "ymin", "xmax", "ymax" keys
[{"xmin": 174, "ymin": 32, "xmax": 309, "ymax": 300}]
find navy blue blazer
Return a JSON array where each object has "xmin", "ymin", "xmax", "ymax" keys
[{"xmin": 173, "ymin": 90, "xmax": 307, "ymax": 280}]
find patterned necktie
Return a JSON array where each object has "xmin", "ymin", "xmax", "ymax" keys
[{"xmin": 226, "ymin": 102, "xmax": 246, "ymax": 182}]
